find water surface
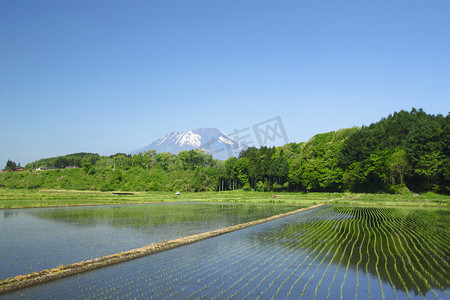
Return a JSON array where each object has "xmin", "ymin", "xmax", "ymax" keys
[{"xmin": 0, "ymin": 202, "xmax": 302, "ymax": 279}]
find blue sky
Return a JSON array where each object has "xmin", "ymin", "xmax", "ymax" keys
[{"xmin": 1, "ymin": 0, "xmax": 449, "ymax": 166}]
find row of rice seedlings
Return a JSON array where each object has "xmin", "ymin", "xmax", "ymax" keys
[
  {"xmin": 329, "ymin": 207, "xmax": 372, "ymax": 300},
  {"xmin": 270, "ymin": 227, "xmax": 333, "ymax": 298},
  {"xmin": 225, "ymin": 241, "xmax": 295, "ymax": 297},
  {"xmin": 388, "ymin": 209, "xmax": 440, "ymax": 289},
  {"xmin": 233, "ymin": 238, "xmax": 300, "ymax": 297},
  {"xmin": 214, "ymin": 210, "xmax": 335, "ymax": 299},
  {"xmin": 385, "ymin": 208, "xmax": 426, "ymax": 297},
  {"xmin": 151, "ymin": 244, "xmax": 219, "ymax": 298},
  {"xmin": 355, "ymin": 215, "xmax": 366, "ymax": 300},
  {"xmin": 366, "ymin": 207, "xmax": 386, "ymax": 300},
  {"xmin": 339, "ymin": 213, "xmax": 361, "ymax": 300},
  {"xmin": 407, "ymin": 210, "xmax": 449, "ymax": 249},
  {"xmin": 302, "ymin": 217, "xmax": 355, "ymax": 298},
  {"xmin": 301, "ymin": 212, "xmax": 351, "ymax": 300},
  {"xmin": 246, "ymin": 209, "xmax": 337, "ymax": 296},
  {"xmin": 379, "ymin": 208, "xmax": 417, "ymax": 297},
  {"xmin": 271, "ymin": 208, "xmax": 350, "ymax": 299},
  {"xmin": 158, "ymin": 240, "xmax": 250, "ymax": 298},
  {"xmin": 344, "ymin": 207, "xmax": 374, "ymax": 300},
  {"xmin": 349, "ymin": 206, "xmax": 448, "ymax": 299},
  {"xmin": 245, "ymin": 240, "xmax": 306, "ymax": 298},
  {"xmin": 383, "ymin": 207, "xmax": 446, "ymax": 297},
  {"xmin": 184, "ymin": 244, "xmax": 256, "ymax": 298},
  {"xmin": 190, "ymin": 237, "xmax": 278, "ymax": 298},
  {"xmin": 64, "ymin": 237, "xmax": 207, "ymax": 299},
  {"xmin": 375, "ymin": 208, "xmax": 401, "ymax": 300},
  {"xmin": 388, "ymin": 210, "xmax": 447, "ymax": 294},
  {"xmin": 201, "ymin": 207, "xmax": 328, "ymax": 299},
  {"xmin": 152, "ymin": 255, "xmax": 202, "ymax": 299},
  {"xmin": 323, "ymin": 210, "xmax": 358, "ymax": 299},
  {"xmin": 209, "ymin": 252, "xmax": 273, "ymax": 298},
  {"xmin": 311, "ymin": 220, "xmax": 358, "ymax": 299},
  {"xmin": 153, "ymin": 210, "xmax": 313, "ymax": 298},
  {"xmin": 183, "ymin": 211, "xmax": 321, "ymax": 298},
  {"xmin": 144, "ymin": 207, "xmax": 448, "ymax": 299},
  {"xmin": 390, "ymin": 210, "xmax": 431, "ymax": 294},
  {"xmin": 378, "ymin": 208, "xmax": 402, "ymax": 298},
  {"xmin": 254, "ymin": 211, "xmax": 339, "ymax": 298},
  {"xmin": 398, "ymin": 211, "xmax": 449, "ymax": 286},
  {"xmin": 411, "ymin": 212, "xmax": 449, "ymax": 260},
  {"xmin": 220, "ymin": 229, "xmax": 301, "ymax": 297},
  {"xmin": 365, "ymin": 208, "xmax": 374, "ymax": 300},
  {"xmin": 252, "ymin": 212, "xmax": 340, "ymax": 298},
  {"xmin": 378, "ymin": 208, "xmax": 412, "ymax": 299},
  {"xmin": 330, "ymin": 206, "xmax": 389, "ymax": 300},
  {"xmin": 291, "ymin": 206, "xmax": 366, "ymax": 300}
]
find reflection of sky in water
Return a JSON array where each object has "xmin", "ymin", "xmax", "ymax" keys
[
  {"xmin": 5, "ymin": 205, "xmax": 447, "ymax": 300},
  {"xmin": 0, "ymin": 202, "xmax": 300, "ymax": 279}
]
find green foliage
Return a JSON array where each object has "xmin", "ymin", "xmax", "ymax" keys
[
  {"xmin": 2, "ymin": 109, "xmax": 448, "ymax": 194},
  {"xmin": 4, "ymin": 159, "xmax": 19, "ymax": 170},
  {"xmin": 26, "ymin": 153, "xmax": 100, "ymax": 170},
  {"xmin": 339, "ymin": 108, "xmax": 448, "ymax": 193}
]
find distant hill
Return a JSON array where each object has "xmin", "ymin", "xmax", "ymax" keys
[
  {"xmin": 133, "ymin": 127, "xmax": 248, "ymax": 160},
  {"xmin": 25, "ymin": 153, "xmax": 100, "ymax": 169}
]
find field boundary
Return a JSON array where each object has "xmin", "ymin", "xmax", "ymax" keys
[{"xmin": 0, "ymin": 204, "xmax": 324, "ymax": 294}]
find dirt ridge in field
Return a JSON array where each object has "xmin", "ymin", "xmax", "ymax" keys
[{"xmin": 0, "ymin": 204, "xmax": 324, "ymax": 294}]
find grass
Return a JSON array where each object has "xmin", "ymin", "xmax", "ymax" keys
[{"xmin": 0, "ymin": 188, "xmax": 449, "ymax": 209}]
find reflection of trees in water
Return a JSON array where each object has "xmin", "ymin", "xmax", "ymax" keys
[
  {"xmin": 2, "ymin": 211, "xmax": 18, "ymax": 219},
  {"xmin": 27, "ymin": 203, "xmax": 303, "ymax": 229},
  {"xmin": 254, "ymin": 206, "xmax": 449, "ymax": 296}
]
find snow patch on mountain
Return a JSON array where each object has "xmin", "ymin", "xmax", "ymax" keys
[
  {"xmin": 176, "ymin": 131, "xmax": 201, "ymax": 147},
  {"xmin": 133, "ymin": 127, "xmax": 248, "ymax": 160},
  {"xmin": 219, "ymin": 136, "xmax": 233, "ymax": 145}
]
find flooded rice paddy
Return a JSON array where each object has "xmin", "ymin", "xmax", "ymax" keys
[
  {"xmin": 2, "ymin": 205, "xmax": 449, "ymax": 299},
  {"xmin": 0, "ymin": 202, "xmax": 302, "ymax": 280}
]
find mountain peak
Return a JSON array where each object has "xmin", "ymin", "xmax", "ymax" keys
[{"xmin": 133, "ymin": 127, "xmax": 248, "ymax": 160}]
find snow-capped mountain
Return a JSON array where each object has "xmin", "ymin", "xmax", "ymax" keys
[{"xmin": 133, "ymin": 128, "xmax": 248, "ymax": 160}]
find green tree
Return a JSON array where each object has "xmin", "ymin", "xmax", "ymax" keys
[
  {"xmin": 5, "ymin": 159, "xmax": 17, "ymax": 170},
  {"xmin": 82, "ymin": 162, "xmax": 95, "ymax": 175},
  {"xmin": 414, "ymin": 152, "xmax": 444, "ymax": 191},
  {"xmin": 225, "ymin": 157, "xmax": 238, "ymax": 190},
  {"xmin": 235, "ymin": 157, "xmax": 249, "ymax": 186},
  {"xmin": 156, "ymin": 152, "xmax": 178, "ymax": 171},
  {"xmin": 388, "ymin": 149, "xmax": 411, "ymax": 186}
]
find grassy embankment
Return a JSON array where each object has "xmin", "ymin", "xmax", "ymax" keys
[{"xmin": 0, "ymin": 188, "xmax": 449, "ymax": 209}]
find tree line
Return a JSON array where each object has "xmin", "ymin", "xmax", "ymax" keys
[
  {"xmin": 1, "ymin": 108, "xmax": 448, "ymax": 194},
  {"xmin": 2, "ymin": 159, "xmax": 22, "ymax": 171}
]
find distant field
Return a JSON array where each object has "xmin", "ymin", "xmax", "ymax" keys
[{"xmin": 0, "ymin": 188, "xmax": 449, "ymax": 209}]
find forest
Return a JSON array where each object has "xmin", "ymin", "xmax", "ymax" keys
[{"xmin": 1, "ymin": 109, "xmax": 449, "ymax": 194}]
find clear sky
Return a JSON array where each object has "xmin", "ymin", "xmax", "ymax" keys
[{"xmin": 1, "ymin": 0, "xmax": 449, "ymax": 166}]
